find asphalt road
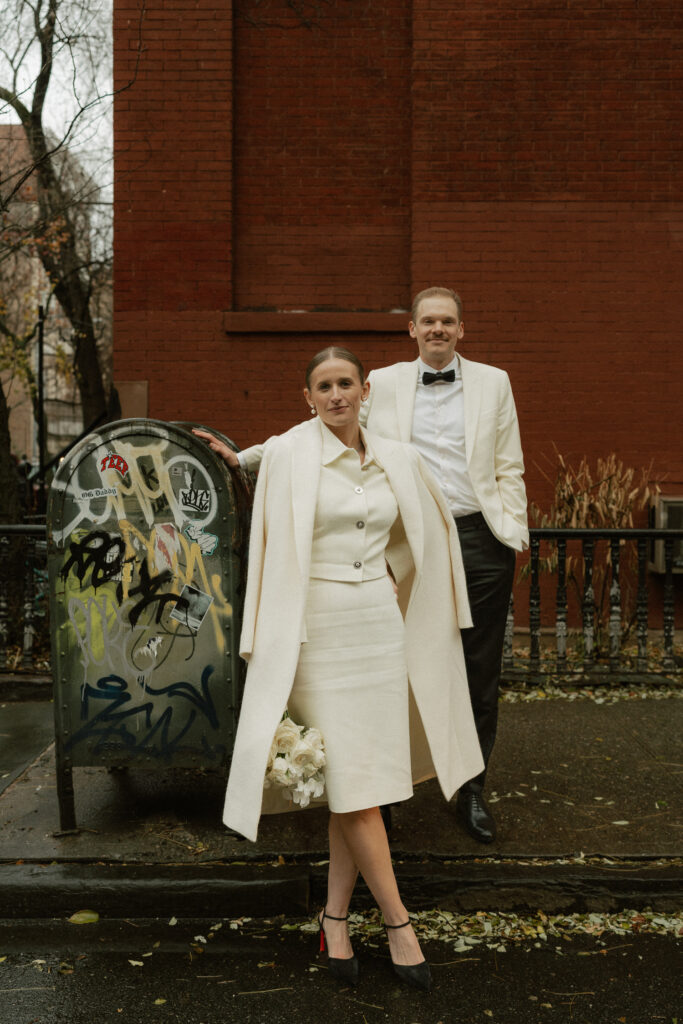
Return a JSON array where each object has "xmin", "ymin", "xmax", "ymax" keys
[{"xmin": 0, "ymin": 916, "xmax": 680, "ymax": 1024}]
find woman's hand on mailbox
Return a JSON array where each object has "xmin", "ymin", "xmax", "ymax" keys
[{"xmin": 192, "ymin": 429, "xmax": 241, "ymax": 469}]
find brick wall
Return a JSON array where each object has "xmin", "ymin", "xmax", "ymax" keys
[
  {"xmin": 114, "ymin": 0, "xmax": 233, "ymax": 314},
  {"xmin": 232, "ymin": 0, "xmax": 412, "ymax": 311},
  {"xmin": 114, "ymin": 0, "xmax": 683, "ymax": 526}
]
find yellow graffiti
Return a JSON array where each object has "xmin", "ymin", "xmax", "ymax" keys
[
  {"xmin": 64, "ymin": 586, "xmax": 122, "ymax": 664},
  {"xmin": 116, "ymin": 519, "xmax": 232, "ymax": 650}
]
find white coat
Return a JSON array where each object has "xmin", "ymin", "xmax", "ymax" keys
[
  {"xmin": 360, "ymin": 356, "xmax": 529, "ymax": 551},
  {"xmin": 223, "ymin": 419, "xmax": 484, "ymax": 841}
]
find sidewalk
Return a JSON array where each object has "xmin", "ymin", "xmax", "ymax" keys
[{"xmin": 1, "ymin": 695, "xmax": 681, "ymax": 919}]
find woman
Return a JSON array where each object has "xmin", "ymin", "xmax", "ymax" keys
[{"xmin": 194, "ymin": 347, "xmax": 483, "ymax": 991}]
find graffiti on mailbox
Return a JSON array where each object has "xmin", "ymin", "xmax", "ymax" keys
[
  {"xmin": 53, "ymin": 429, "xmax": 234, "ymax": 759},
  {"xmin": 65, "ymin": 666, "xmax": 220, "ymax": 757}
]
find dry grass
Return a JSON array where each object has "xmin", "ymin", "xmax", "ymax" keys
[{"xmin": 524, "ymin": 449, "xmax": 661, "ymax": 655}]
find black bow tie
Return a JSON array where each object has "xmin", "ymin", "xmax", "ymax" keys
[{"xmin": 422, "ymin": 369, "xmax": 456, "ymax": 385}]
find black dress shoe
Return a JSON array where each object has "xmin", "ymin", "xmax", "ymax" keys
[
  {"xmin": 384, "ymin": 920, "xmax": 431, "ymax": 992},
  {"xmin": 318, "ymin": 909, "xmax": 359, "ymax": 986},
  {"xmin": 455, "ymin": 790, "xmax": 496, "ymax": 844}
]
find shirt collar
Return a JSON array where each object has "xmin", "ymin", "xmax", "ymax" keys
[
  {"xmin": 319, "ymin": 419, "xmax": 379, "ymax": 467},
  {"xmin": 417, "ymin": 352, "xmax": 461, "ymax": 385}
]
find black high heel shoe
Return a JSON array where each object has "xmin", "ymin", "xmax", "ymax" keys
[
  {"xmin": 385, "ymin": 919, "xmax": 431, "ymax": 992},
  {"xmin": 318, "ymin": 908, "xmax": 359, "ymax": 986}
]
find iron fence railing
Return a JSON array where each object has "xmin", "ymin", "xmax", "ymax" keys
[
  {"xmin": 0, "ymin": 524, "xmax": 48, "ymax": 674},
  {"xmin": 503, "ymin": 528, "xmax": 683, "ymax": 683},
  {"xmin": 1, "ymin": 524, "xmax": 681, "ymax": 684}
]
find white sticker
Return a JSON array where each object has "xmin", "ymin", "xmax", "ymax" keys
[
  {"xmin": 77, "ymin": 487, "xmax": 118, "ymax": 500},
  {"xmin": 169, "ymin": 584, "xmax": 214, "ymax": 630}
]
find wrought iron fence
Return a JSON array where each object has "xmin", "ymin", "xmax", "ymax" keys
[
  {"xmin": 1, "ymin": 524, "xmax": 681, "ymax": 685},
  {"xmin": 0, "ymin": 524, "xmax": 48, "ymax": 675},
  {"xmin": 503, "ymin": 528, "xmax": 683, "ymax": 684}
]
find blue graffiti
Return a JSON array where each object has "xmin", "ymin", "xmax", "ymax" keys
[{"xmin": 65, "ymin": 666, "xmax": 223, "ymax": 759}]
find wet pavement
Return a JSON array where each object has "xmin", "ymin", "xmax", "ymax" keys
[
  {"xmin": 0, "ymin": 915, "xmax": 681, "ymax": 1024},
  {"xmin": 0, "ymin": 701, "xmax": 53, "ymax": 796},
  {"xmin": 0, "ymin": 695, "xmax": 681, "ymax": 918}
]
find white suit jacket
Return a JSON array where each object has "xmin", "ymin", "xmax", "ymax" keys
[
  {"xmin": 360, "ymin": 356, "xmax": 529, "ymax": 551},
  {"xmin": 223, "ymin": 419, "xmax": 483, "ymax": 841}
]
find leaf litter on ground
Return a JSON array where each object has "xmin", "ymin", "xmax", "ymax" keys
[
  {"xmin": 291, "ymin": 907, "xmax": 683, "ymax": 954},
  {"xmin": 500, "ymin": 681, "xmax": 682, "ymax": 705}
]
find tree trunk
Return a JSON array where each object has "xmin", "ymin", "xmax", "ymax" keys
[
  {"xmin": 0, "ymin": 383, "xmax": 21, "ymax": 523},
  {"xmin": 25, "ymin": 120, "xmax": 109, "ymax": 428}
]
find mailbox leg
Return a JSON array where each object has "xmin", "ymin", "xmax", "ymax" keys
[{"xmin": 55, "ymin": 749, "xmax": 77, "ymax": 831}]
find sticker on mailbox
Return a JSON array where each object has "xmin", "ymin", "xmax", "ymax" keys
[{"xmin": 169, "ymin": 584, "xmax": 214, "ymax": 630}]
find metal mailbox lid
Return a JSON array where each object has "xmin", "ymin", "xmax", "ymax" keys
[{"xmin": 47, "ymin": 418, "xmax": 245, "ymax": 769}]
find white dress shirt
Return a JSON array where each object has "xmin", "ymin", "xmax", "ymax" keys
[
  {"xmin": 411, "ymin": 355, "xmax": 481, "ymax": 518},
  {"xmin": 309, "ymin": 420, "xmax": 398, "ymax": 582}
]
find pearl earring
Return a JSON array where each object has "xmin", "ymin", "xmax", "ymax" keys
[{"xmin": 310, "ymin": 406, "xmax": 316, "ymax": 415}]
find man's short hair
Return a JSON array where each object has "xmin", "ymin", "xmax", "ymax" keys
[{"xmin": 411, "ymin": 287, "xmax": 463, "ymax": 322}]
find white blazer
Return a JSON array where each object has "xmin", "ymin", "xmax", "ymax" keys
[
  {"xmin": 223, "ymin": 419, "xmax": 483, "ymax": 842},
  {"xmin": 360, "ymin": 356, "xmax": 529, "ymax": 552}
]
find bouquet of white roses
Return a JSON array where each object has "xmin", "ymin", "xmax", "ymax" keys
[{"xmin": 264, "ymin": 712, "xmax": 326, "ymax": 808}]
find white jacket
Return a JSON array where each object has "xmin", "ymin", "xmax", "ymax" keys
[
  {"xmin": 223, "ymin": 419, "xmax": 483, "ymax": 841},
  {"xmin": 360, "ymin": 356, "xmax": 529, "ymax": 551}
]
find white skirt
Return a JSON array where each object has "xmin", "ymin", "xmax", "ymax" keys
[{"xmin": 287, "ymin": 575, "xmax": 414, "ymax": 813}]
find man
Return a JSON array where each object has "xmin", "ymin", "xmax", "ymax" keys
[{"xmin": 360, "ymin": 286, "xmax": 528, "ymax": 843}]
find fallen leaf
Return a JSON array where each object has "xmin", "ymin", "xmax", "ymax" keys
[
  {"xmin": 68, "ymin": 910, "xmax": 99, "ymax": 925},
  {"xmin": 128, "ymin": 960, "xmax": 144, "ymax": 967},
  {"xmin": 153, "ymin": 998, "xmax": 167, "ymax": 1005}
]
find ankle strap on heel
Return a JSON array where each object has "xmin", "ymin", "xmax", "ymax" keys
[
  {"xmin": 322, "ymin": 909, "xmax": 348, "ymax": 922},
  {"xmin": 384, "ymin": 919, "xmax": 411, "ymax": 930}
]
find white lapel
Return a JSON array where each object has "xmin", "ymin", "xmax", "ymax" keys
[
  {"xmin": 396, "ymin": 361, "xmax": 419, "ymax": 442},
  {"xmin": 373, "ymin": 437, "xmax": 424, "ymax": 577},
  {"xmin": 459, "ymin": 354, "xmax": 482, "ymax": 465},
  {"xmin": 290, "ymin": 420, "xmax": 322, "ymax": 580}
]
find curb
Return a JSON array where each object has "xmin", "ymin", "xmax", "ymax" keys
[
  {"xmin": 0, "ymin": 675, "xmax": 52, "ymax": 702},
  {"xmin": 2, "ymin": 860, "xmax": 680, "ymax": 920}
]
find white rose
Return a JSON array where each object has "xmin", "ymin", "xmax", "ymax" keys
[
  {"xmin": 304, "ymin": 727, "xmax": 323, "ymax": 748},
  {"xmin": 272, "ymin": 717, "xmax": 302, "ymax": 756},
  {"xmin": 302, "ymin": 729, "xmax": 325, "ymax": 768},
  {"xmin": 309, "ymin": 746, "xmax": 326, "ymax": 771},
  {"xmin": 290, "ymin": 737, "xmax": 317, "ymax": 772},
  {"xmin": 268, "ymin": 756, "xmax": 291, "ymax": 788}
]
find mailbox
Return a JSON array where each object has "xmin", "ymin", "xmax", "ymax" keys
[{"xmin": 47, "ymin": 418, "xmax": 250, "ymax": 829}]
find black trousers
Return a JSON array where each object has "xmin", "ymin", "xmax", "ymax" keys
[{"xmin": 455, "ymin": 512, "xmax": 516, "ymax": 793}]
